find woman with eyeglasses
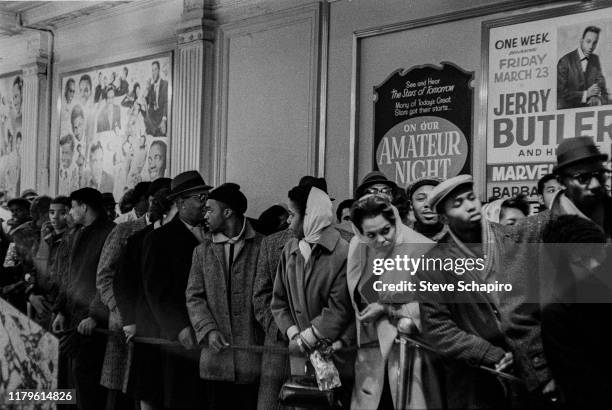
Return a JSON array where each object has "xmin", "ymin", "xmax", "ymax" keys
[
  {"xmin": 347, "ymin": 195, "xmax": 442, "ymax": 409},
  {"xmin": 271, "ymin": 184, "xmax": 355, "ymax": 409}
]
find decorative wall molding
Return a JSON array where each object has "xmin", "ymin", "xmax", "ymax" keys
[
  {"xmin": 170, "ymin": 12, "xmax": 216, "ymax": 179},
  {"xmin": 20, "ymin": 57, "xmax": 49, "ymax": 191},
  {"xmin": 214, "ymin": 0, "xmax": 324, "ymax": 24},
  {"xmin": 21, "ymin": 0, "xmax": 168, "ymax": 31},
  {"xmin": 21, "ymin": 60, "xmax": 47, "ymax": 78},
  {"xmin": 214, "ymin": 2, "xmax": 324, "ymax": 185},
  {"xmin": 177, "ymin": 26, "xmax": 216, "ymax": 44}
]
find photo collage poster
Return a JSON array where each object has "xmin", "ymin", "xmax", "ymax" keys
[
  {"xmin": 58, "ymin": 54, "xmax": 171, "ymax": 200},
  {"xmin": 0, "ymin": 72, "xmax": 23, "ymax": 199}
]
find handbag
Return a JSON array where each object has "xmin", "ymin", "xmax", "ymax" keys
[{"xmin": 278, "ymin": 376, "xmax": 336, "ymax": 408}]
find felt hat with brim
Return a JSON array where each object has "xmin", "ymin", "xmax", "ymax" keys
[
  {"xmin": 553, "ymin": 136, "xmax": 608, "ymax": 174},
  {"xmin": 168, "ymin": 171, "xmax": 212, "ymax": 200},
  {"xmin": 355, "ymin": 171, "xmax": 398, "ymax": 199},
  {"xmin": 148, "ymin": 177, "xmax": 172, "ymax": 197},
  {"xmin": 427, "ymin": 174, "xmax": 473, "ymax": 213}
]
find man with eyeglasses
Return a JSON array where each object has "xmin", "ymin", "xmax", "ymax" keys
[
  {"xmin": 497, "ymin": 136, "xmax": 611, "ymax": 408},
  {"xmin": 141, "ymin": 171, "xmax": 212, "ymax": 409},
  {"xmin": 553, "ymin": 136, "xmax": 611, "ymax": 233},
  {"xmin": 354, "ymin": 171, "xmax": 397, "ymax": 200}
]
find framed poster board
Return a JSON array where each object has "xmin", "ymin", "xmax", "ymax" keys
[
  {"xmin": 373, "ymin": 62, "xmax": 473, "ymax": 188},
  {"xmin": 483, "ymin": 1, "xmax": 612, "ymax": 200},
  {"xmin": 57, "ymin": 52, "xmax": 172, "ymax": 199},
  {"xmin": 0, "ymin": 71, "xmax": 23, "ymax": 199}
]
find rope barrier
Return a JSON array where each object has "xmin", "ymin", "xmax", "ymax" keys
[{"xmin": 56, "ymin": 327, "xmax": 524, "ymax": 383}]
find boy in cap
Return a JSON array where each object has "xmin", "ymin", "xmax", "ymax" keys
[
  {"xmin": 186, "ymin": 182, "xmax": 263, "ymax": 410},
  {"xmin": 52, "ymin": 187, "xmax": 115, "ymax": 410},
  {"xmin": 416, "ymin": 175, "xmax": 513, "ymax": 409}
]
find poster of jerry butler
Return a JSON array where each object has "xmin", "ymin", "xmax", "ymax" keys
[{"xmin": 485, "ymin": 6, "xmax": 612, "ymax": 200}]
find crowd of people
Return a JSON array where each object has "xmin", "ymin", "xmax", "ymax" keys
[{"xmin": 1, "ymin": 135, "xmax": 611, "ymax": 410}]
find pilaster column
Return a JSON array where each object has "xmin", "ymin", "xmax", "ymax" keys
[
  {"xmin": 170, "ymin": 2, "xmax": 216, "ymax": 181},
  {"xmin": 20, "ymin": 59, "xmax": 48, "ymax": 192}
]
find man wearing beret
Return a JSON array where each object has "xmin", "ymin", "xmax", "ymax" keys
[
  {"xmin": 416, "ymin": 175, "xmax": 513, "ymax": 409},
  {"xmin": 142, "ymin": 171, "xmax": 211, "ymax": 409},
  {"xmin": 186, "ymin": 182, "xmax": 264, "ymax": 410}
]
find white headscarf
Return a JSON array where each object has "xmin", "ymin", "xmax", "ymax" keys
[{"xmin": 298, "ymin": 187, "xmax": 334, "ymax": 263}]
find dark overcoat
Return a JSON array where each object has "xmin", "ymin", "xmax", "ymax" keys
[
  {"xmin": 142, "ymin": 216, "xmax": 206, "ymax": 408},
  {"xmin": 252, "ymin": 228, "xmax": 294, "ymax": 410}
]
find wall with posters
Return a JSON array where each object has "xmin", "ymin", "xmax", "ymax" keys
[
  {"xmin": 57, "ymin": 54, "xmax": 171, "ymax": 200},
  {"xmin": 0, "ymin": 73, "xmax": 23, "ymax": 199},
  {"xmin": 325, "ymin": 0, "xmax": 569, "ymax": 201},
  {"xmin": 48, "ymin": 0, "xmax": 181, "ymax": 196},
  {"xmin": 485, "ymin": 4, "xmax": 612, "ymax": 200}
]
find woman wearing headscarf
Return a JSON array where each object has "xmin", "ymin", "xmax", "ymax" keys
[
  {"xmin": 271, "ymin": 184, "xmax": 355, "ymax": 408},
  {"xmin": 347, "ymin": 195, "xmax": 441, "ymax": 410}
]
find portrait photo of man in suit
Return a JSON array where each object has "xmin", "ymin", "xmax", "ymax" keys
[
  {"xmin": 145, "ymin": 61, "xmax": 168, "ymax": 136},
  {"xmin": 83, "ymin": 142, "xmax": 114, "ymax": 193},
  {"xmin": 557, "ymin": 25, "xmax": 608, "ymax": 109},
  {"xmin": 116, "ymin": 67, "xmax": 129, "ymax": 97},
  {"xmin": 96, "ymin": 86, "xmax": 122, "ymax": 133}
]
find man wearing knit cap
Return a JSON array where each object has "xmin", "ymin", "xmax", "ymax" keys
[
  {"xmin": 416, "ymin": 175, "xmax": 513, "ymax": 409},
  {"xmin": 142, "ymin": 171, "xmax": 210, "ymax": 409},
  {"xmin": 51, "ymin": 187, "xmax": 115, "ymax": 410},
  {"xmin": 186, "ymin": 182, "xmax": 263, "ymax": 410}
]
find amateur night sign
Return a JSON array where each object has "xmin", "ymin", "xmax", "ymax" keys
[{"xmin": 373, "ymin": 62, "xmax": 473, "ymax": 188}]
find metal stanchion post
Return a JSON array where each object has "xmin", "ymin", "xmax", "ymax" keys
[{"xmin": 396, "ymin": 317, "xmax": 416, "ymax": 409}]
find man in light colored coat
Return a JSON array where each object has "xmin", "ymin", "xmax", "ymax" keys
[{"xmin": 186, "ymin": 182, "xmax": 263, "ymax": 410}]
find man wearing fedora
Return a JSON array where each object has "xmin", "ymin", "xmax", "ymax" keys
[
  {"xmin": 186, "ymin": 182, "xmax": 264, "ymax": 410},
  {"xmin": 551, "ymin": 136, "xmax": 611, "ymax": 234},
  {"xmin": 498, "ymin": 136, "xmax": 612, "ymax": 407},
  {"xmin": 142, "ymin": 171, "xmax": 211, "ymax": 409},
  {"xmin": 355, "ymin": 170, "xmax": 397, "ymax": 201}
]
